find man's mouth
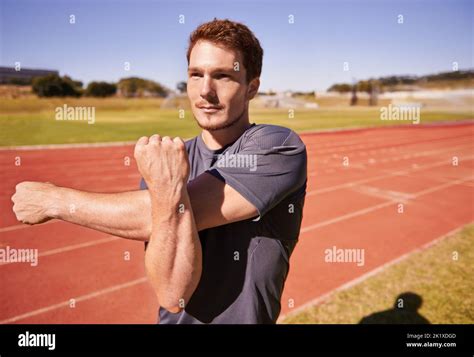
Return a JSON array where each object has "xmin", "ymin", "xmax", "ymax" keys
[{"xmin": 197, "ymin": 105, "xmax": 222, "ymax": 114}]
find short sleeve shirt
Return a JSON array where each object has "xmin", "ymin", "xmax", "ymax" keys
[{"xmin": 140, "ymin": 123, "xmax": 307, "ymax": 324}]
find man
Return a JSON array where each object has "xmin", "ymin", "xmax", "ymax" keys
[{"xmin": 12, "ymin": 19, "xmax": 307, "ymax": 324}]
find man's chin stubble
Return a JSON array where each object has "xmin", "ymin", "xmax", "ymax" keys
[{"xmin": 196, "ymin": 108, "xmax": 246, "ymax": 132}]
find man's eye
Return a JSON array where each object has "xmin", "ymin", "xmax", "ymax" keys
[
  {"xmin": 190, "ymin": 73, "xmax": 202, "ymax": 78},
  {"xmin": 216, "ymin": 74, "xmax": 230, "ymax": 79}
]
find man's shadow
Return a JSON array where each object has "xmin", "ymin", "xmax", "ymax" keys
[{"xmin": 359, "ymin": 292, "xmax": 430, "ymax": 324}]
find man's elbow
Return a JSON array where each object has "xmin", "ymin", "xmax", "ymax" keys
[
  {"xmin": 160, "ymin": 302, "xmax": 183, "ymax": 314},
  {"xmin": 154, "ymin": 279, "xmax": 200, "ymax": 314},
  {"xmin": 157, "ymin": 293, "xmax": 185, "ymax": 314}
]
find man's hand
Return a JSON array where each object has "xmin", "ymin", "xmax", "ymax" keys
[
  {"xmin": 11, "ymin": 182, "xmax": 58, "ymax": 225},
  {"xmin": 134, "ymin": 135, "xmax": 190, "ymax": 199}
]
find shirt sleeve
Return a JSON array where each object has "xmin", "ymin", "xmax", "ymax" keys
[
  {"xmin": 206, "ymin": 126, "xmax": 307, "ymax": 218},
  {"xmin": 139, "ymin": 178, "xmax": 148, "ymax": 190}
]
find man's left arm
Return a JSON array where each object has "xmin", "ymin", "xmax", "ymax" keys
[{"xmin": 134, "ymin": 135, "xmax": 201, "ymax": 313}]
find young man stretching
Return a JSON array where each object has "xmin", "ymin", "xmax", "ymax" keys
[{"xmin": 12, "ymin": 19, "xmax": 307, "ymax": 324}]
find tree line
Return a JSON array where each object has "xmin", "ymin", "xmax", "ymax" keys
[
  {"xmin": 30, "ymin": 75, "xmax": 170, "ymax": 98},
  {"xmin": 328, "ymin": 69, "xmax": 474, "ymax": 93}
]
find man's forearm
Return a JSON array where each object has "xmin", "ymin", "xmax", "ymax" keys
[
  {"xmin": 14, "ymin": 170, "xmax": 255, "ymax": 242},
  {"xmin": 144, "ymin": 185, "xmax": 202, "ymax": 312},
  {"xmin": 50, "ymin": 186, "xmax": 151, "ymax": 241}
]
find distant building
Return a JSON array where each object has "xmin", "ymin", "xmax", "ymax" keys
[{"xmin": 0, "ymin": 66, "xmax": 59, "ymax": 84}]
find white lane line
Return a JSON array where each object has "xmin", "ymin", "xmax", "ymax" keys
[
  {"xmin": 351, "ymin": 185, "xmax": 414, "ymax": 203},
  {"xmin": 307, "ymin": 155, "xmax": 474, "ymax": 195},
  {"xmin": 307, "ymin": 141, "xmax": 473, "ymax": 171},
  {"xmin": 300, "ymin": 201, "xmax": 395, "ymax": 234},
  {"xmin": 309, "ymin": 131, "xmax": 474, "ymax": 154},
  {"xmin": 1, "ymin": 122, "xmax": 471, "ymax": 153},
  {"xmin": 3, "ymin": 165, "xmax": 471, "ymax": 264},
  {"xmin": 0, "ymin": 277, "xmax": 148, "ymax": 324},
  {"xmin": 309, "ymin": 132, "xmax": 454, "ymax": 151},
  {"xmin": 0, "ymin": 134, "xmax": 202, "ymax": 151},
  {"xmin": 2, "ymin": 154, "xmax": 473, "ymax": 235},
  {"xmin": 0, "ymin": 141, "xmax": 137, "ymax": 151},
  {"xmin": 0, "ymin": 236, "xmax": 119, "ymax": 266},
  {"xmin": 382, "ymin": 169, "xmax": 474, "ymax": 186},
  {"xmin": 310, "ymin": 135, "xmax": 472, "ymax": 156},
  {"xmin": 278, "ymin": 224, "xmax": 469, "ymax": 323},
  {"xmin": 2, "ymin": 176, "xmax": 473, "ymax": 323},
  {"xmin": 0, "ymin": 220, "xmax": 58, "ymax": 233},
  {"xmin": 413, "ymin": 175, "xmax": 474, "ymax": 196},
  {"xmin": 301, "ymin": 174, "xmax": 474, "ymax": 234},
  {"xmin": 38, "ymin": 236, "xmax": 119, "ymax": 257}
]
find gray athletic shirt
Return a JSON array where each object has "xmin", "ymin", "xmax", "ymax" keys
[{"xmin": 140, "ymin": 123, "xmax": 307, "ymax": 324}]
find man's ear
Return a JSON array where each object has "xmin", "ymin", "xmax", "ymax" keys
[{"xmin": 246, "ymin": 78, "xmax": 260, "ymax": 100}]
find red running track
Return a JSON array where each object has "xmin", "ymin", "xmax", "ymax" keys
[{"xmin": 1, "ymin": 122, "xmax": 473, "ymax": 323}]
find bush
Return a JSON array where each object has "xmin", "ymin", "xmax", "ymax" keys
[
  {"xmin": 176, "ymin": 81, "xmax": 187, "ymax": 93},
  {"xmin": 328, "ymin": 83, "xmax": 352, "ymax": 93},
  {"xmin": 32, "ymin": 74, "xmax": 82, "ymax": 97},
  {"xmin": 85, "ymin": 81, "xmax": 117, "ymax": 97},
  {"xmin": 117, "ymin": 77, "xmax": 168, "ymax": 97}
]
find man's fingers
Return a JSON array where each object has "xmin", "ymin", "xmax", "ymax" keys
[
  {"xmin": 134, "ymin": 136, "xmax": 149, "ymax": 158},
  {"xmin": 136, "ymin": 136, "xmax": 149, "ymax": 146},
  {"xmin": 135, "ymin": 135, "xmax": 185, "ymax": 157},
  {"xmin": 15, "ymin": 181, "xmax": 29, "ymax": 191},
  {"xmin": 149, "ymin": 134, "xmax": 161, "ymax": 144},
  {"xmin": 173, "ymin": 137, "xmax": 186, "ymax": 150}
]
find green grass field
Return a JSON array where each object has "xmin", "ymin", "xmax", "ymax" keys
[
  {"xmin": 0, "ymin": 97, "xmax": 472, "ymax": 146},
  {"xmin": 281, "ymin": 224, "xmax": 474, "ymax": 324}
]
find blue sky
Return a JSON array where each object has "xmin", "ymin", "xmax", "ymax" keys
[{"xmin": 1, "ymin": 0, "xmax": 472, "ymax": 91}]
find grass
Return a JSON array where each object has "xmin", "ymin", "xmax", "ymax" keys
[
  {"xmin": 0, "ymin": 97, "xmax": 472, "ymax": 146},
  {"xmin": 251, "ymin": 108, "xmax": 470, "ymax": 132},
  {"xmin": 281, "ymin": 224, "xmax": 474, "ymax": 324}
]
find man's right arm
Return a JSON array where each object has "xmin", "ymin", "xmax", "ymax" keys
[
  {"xmin": 12, "ymin": 183, "xmax": 152, "ymax": 241},
  {"xmin": 12, "ymin": 172, "xmax": 258, "ymax": 241}
]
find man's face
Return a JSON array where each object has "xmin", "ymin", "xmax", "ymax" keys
[{"xmin": 187, "ymin": 40, "xmax": 258, "ymax": 131}]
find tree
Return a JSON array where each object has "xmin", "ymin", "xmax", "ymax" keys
[
  {"xmin": 32, "ymin": 74, "xmax": 82, "ymax": 97},
  {"xmin": 117, "ymin": 77, "xmax": 168, "ymax": 97},
  {"xmin": 63, "ymin": 76, "xmax": 83, "ymax": 90},
  {"xmin": 328, "ymin": 83, "xmax": 352, "ymax": 93},
  {"xmin": 176, "ymin": 81, "xmax": 187, "ymax": 93},
  {"xmin": 85, "ymin": 81, "xmax": 117, "ymax": 97},
  {"xmin": 357, "ymin": 80, "xmax": 380, "ymax": 106},
  {"xmin": 350, "ymin": 84, "xmax": 358, "ymax": 106}
]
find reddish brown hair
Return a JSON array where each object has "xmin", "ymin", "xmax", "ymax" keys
[{"xmin": 186, "ymin": 19, "xmax": 263, "ymax": 83}]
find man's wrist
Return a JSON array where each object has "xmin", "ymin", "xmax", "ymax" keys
[
  {"xmin": 149, "ymin": 183, "xmax": 188, "ymax": 213},
  {"xmin": 149, "ymin": 181, "xmax": 187, "ymax": 199},
  {"xmin": 45, "ymin": 186, "xmax": 66, "ymax": 219}
]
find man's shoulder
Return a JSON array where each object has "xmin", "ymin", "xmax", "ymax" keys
[
  {"xmin": 243, "ymin": 124, "xmax": 305, "ymax": 150},
  {"xmin": 184, "ymin": 135, "xmax": 199, "ymax": 153},
  {"xmin": 185, "ymin": 135, "xmax": 199, "ymax": 146},
  {"xmin": 183, "ymin": 124, "xmax": 305, "ymax": 153},
  {"xmin": 245, "ymin": 123, "xmax": 294, "ymax": 137}
]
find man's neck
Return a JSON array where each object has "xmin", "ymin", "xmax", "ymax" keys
[{"xmin": 200, "ymin": 113, "xmax": 252, "ymax": 150}]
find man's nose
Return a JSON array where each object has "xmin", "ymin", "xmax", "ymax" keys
[{"xmin": 200, "ymin": 76, "xmax": 217, "ymax": 100}]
